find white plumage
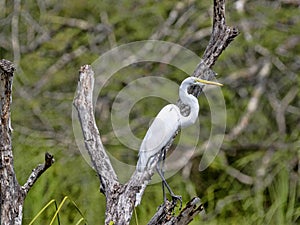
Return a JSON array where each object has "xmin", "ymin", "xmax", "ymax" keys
[{"xmin": 136, "ymin": 76, "xmax": 222, "ymax": 172}]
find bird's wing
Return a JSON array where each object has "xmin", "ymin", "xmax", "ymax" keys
[{"xmin": 137, "ymin": 104, "xmax": 180, "ymax": 171}]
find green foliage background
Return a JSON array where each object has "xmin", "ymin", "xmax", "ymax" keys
[{"xmin": 0, "ymin": 0, "xmax": 299, "ymax": 224}]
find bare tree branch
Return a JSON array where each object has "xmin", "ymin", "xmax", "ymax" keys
[
  {"xmin": 73, "ymin": 65, "xmax": 119, "ymax": 194},
  {"xmin": 147, "ymin": 198, "xmax": 205, "ymax": 225},
  {"xmin": 22, "ymin": 152, "xmax": 55, "ymax": 195},
  {"xmin": 43, "ymin": 15, "xmax": 108, "ymax": 32},
  {"xmin": 268, "ymin": 87, "xmax": 298, "ymax": 136},
  {"xmin": 100, "ymin": 11, "xmax": 117, "ymax": 48},
  {"xmin": 202, "ymin": 0, "xmax": 240, "ymax": 68}
]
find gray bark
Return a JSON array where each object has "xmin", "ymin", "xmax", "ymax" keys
[
  {"xmin": 0, "ymin": 59, "xmax": 23, "ymax": 225},
  {"xmin": 0, "ymin": 59, "xmax": 54, "ymax": 225},
  {"xmin": 148, "ymin": 197, "xmax": 205, "ymax": 225}
]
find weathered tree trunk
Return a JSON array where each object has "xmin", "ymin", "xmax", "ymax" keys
[
  {"xmin": 0, "ymin": 59, "xmax": 24, "ymax": 225},
  {"xmin": 0, "ymin": 59, "xmax": 54, "ymax": 224},
  {"xmin": 73, "ymin": 0, "xmax": 238, "ymax": 224}
]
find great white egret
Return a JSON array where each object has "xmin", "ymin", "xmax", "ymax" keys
[{"xmin": 136, "ymin": 76, "xmax": 223, "ymax": 203}]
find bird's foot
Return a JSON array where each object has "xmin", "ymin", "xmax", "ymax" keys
[{"xmin": 171, "ymin": 194, "xmax": 182, "ymax": 209}]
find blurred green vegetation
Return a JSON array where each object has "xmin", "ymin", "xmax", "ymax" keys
[{"xmin": 0, "ymin": 0, "xmax": 299, "ymax": 224}]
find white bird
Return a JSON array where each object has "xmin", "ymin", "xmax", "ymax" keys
[{"xmin": 136, "ymin": 76, "xmax": 223, "ymax": 203}]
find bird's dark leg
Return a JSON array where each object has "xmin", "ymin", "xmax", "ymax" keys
[
  {"xmin": 161, "ymin": 149, "xmax": 166, "ymax": 203},
  {"xmin": 156, "ymin": 149, "xmax": 182, "ymax": 208}
]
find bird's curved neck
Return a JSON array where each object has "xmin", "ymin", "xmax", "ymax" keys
[{"xmin": 179, "ymin": 85, "xmax": 199, "ymax": 128}]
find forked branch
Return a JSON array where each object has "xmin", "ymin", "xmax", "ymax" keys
[{"xmin": 74, "ymin": 0, "xmax": 238, "ymax": 224}]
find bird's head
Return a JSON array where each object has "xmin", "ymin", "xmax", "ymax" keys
[{"xmin": 182, "ymin": 76, "xmax": 223, "ymax": 89}]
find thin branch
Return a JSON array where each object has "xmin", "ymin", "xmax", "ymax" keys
[
  {"xmin": 20, "ymin": 29, "xmax": 56, "ymax": 53},
  {"xmin": 100, "ymin": 12, "xmax": 117, "ymax": 48},
  {"xmin": 150, "ymin": 1, "xmax": 187, "ymax": 40},
  {"xmin": 268, "ymin": 86, "xmax": 298, "ymax": 136},
  {"xmin": 43, "ymin": 15, "xmax": 107, "ymax": 32},
  {"xmin": 218, "ymin": 152, "xmax": 254, "ymax": 185},
  {"xmin": 22, "ymin": 152, "xmax": 55, "ymax": 195},
  {"xmin": 73, "ymin": 65, "xmax": 118, "ymax": 194}
]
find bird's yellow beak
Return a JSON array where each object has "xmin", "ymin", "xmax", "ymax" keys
[{"xmin": 195, "ymin": 78, "xmax": 223, "ymax": 86}]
